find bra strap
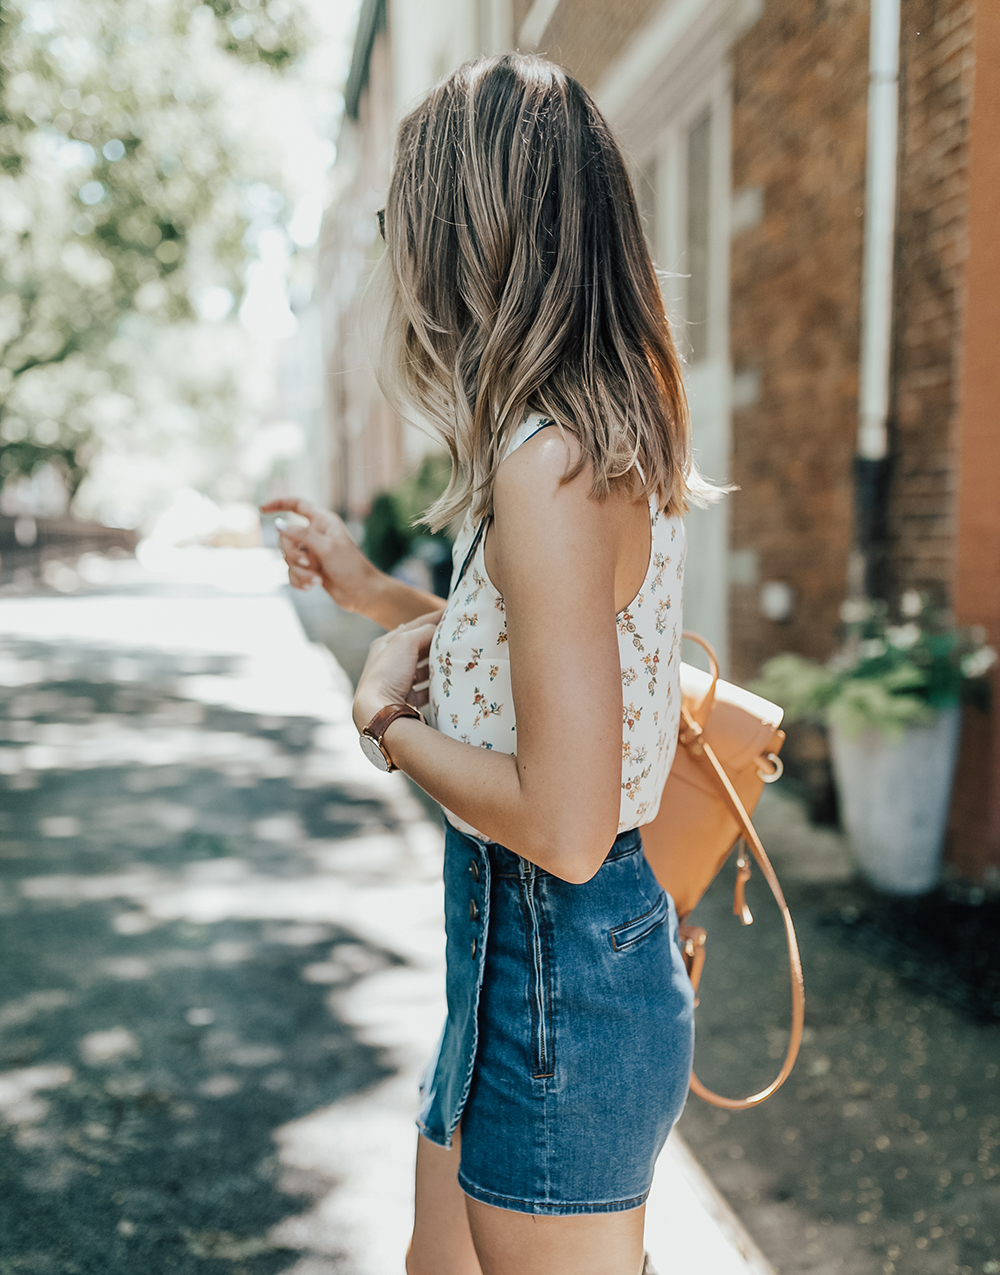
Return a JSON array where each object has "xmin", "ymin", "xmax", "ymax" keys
[{"xmin": 456, "ymin": 519, "xmax": 488, "ymax": 584}]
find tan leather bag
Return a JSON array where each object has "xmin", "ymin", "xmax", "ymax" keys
[{"xmin": 640, "ymin": 633, "xmax": 806, "ymax": 1110}]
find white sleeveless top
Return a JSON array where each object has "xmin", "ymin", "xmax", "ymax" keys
[{"xmin": 426, "ymin": 414, "xmax": 686, "ymax": 839}]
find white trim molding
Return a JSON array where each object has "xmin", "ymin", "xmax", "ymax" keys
[
  {"xmin": 518, "ymin": 0, "xmax": 561, "ymax": 48},
  {"xmin": 594, "ymin": 0, "xmax": 759, "ymax": 146},
  {"xmin": 593, "ymin": 0, "xmax": 747, "ymax": 671}
]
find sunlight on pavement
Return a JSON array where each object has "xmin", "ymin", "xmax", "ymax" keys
[
  {"xmin": 0, "ymin": 1064, "xmax": 75, "ymax": 1126},
  {"xmin": 0, "ymin": 549, "xmax": 445, "ymax": 1273}
]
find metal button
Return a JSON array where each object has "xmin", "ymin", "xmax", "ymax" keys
[
  {"xmin": 469, "ymin": 899, "xmax": 479, "ymax": 922},
  {"xmin": 470, "ymin": 861, "xmax": 480, "ymax": 882},
  {"xmin": 471, "ymin": 937, "xmax": 478, "ymax": 958}
]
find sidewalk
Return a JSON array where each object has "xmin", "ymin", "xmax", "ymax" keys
[{"xmin": 0, "ymin": 549, "xmax": 766, "ymax": 1274}]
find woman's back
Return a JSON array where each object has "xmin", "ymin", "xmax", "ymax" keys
[{"xmin": 428, "ymin": 413, "xmax": 686, "ymax": 837}]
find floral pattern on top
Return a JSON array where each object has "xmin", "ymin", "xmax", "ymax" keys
[
  {"xmin": 425, "ymin": 414, "xmax": 686, "ymax": 837},
  {"xmin": 464, "ymin": 567, "xmax": 489, "ymax": 605}
]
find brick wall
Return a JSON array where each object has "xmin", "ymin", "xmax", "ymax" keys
[
  {"xmin": 888, "ymin": 0, "xmax": 974, "ymax": 601},
  {"xmin": 727, "ymin": 0, "xmax": 870, "ymax": 681}
]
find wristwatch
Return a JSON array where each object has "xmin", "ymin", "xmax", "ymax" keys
[{"xmin": 359, "ymin": 703, "xmax": 424, "ymax": 772}]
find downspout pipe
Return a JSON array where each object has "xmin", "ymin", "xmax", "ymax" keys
[{"xmin": 853, "ymin": 0, "xmax": 901, "ymax": 598}]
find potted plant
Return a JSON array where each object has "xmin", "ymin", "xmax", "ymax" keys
[{"xmin": 752, "ymin": 592, "xmax": 996, "ymax": 895}]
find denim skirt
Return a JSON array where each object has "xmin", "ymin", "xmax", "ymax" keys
[{"xmin": 417, "ymin": 822, "xmax": 695, "ymax": 1215}]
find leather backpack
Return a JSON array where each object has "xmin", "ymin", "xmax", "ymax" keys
[{"xmin": 641, "ymin": 633, "xmax": 806, "ymax": 1110}]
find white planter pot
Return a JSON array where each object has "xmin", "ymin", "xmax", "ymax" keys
[{"xmin": 828, "ymin": 706, "xmax": 962, "ymax": 895}]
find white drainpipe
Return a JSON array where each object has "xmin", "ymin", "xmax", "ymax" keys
[{"xmin": 857, "ymin": 0, "xmax": 902, "ymax": 462}]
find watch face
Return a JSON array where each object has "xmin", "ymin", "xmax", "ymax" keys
[{"xmin": 359, "ymin": 732, "xmax": 391, "ymax": 772}]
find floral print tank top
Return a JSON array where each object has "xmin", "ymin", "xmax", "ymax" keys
[{"xmin": 426, "ymin": 414, "xmax": 686, "ymax": 839}]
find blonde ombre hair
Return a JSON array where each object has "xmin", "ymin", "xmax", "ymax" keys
[{"xmin": 369, "ymin": 53, "xmax": 704, "ymax": 531}]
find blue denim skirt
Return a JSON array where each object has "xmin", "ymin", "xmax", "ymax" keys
[{"xmin": 417, "ymin": 822, "xmax": 695, "ymax": 1215}]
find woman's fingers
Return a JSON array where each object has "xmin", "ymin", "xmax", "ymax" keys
[
  {"xmin": 261, "ymin": 496, "xmax": 319, "ymax": 522},
  {"xmin": 354, "ymin": 622, "xmax": 439, "ymax": 728},
  {"xmin": 278, "ymin": 530, "xmax": 309, "ymax": 559},
  {"xmin": 288, "ymin": 565, "xmax": 318, "ymax": 590},
  {"xmin": 287, "ymin": 545, "xmax": 316, "ymax": 571},
  {"xmin": 397, "ymin": 610, "xmax": 444, "ymax": 632},
  {"xmin": 379, "ymin": 624, "xmax": 436, "ymax": 658},
  {"xmin": 404, "ymin": 623, "xmax": 440, "ymax": 659},
  {"xmin": 278, "ymin": 530, "xmax": 320, "ymax": 574}
]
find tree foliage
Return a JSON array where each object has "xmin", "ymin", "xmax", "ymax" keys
[{"xmin": 0, "ymin": 0, "xmax": 308, "ymax": 496}]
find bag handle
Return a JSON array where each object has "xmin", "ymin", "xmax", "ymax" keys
[
  {"xmin": 678, "ymin": 632, "xmax": 806, "ymax": 1111},
  {"xmin": 684, "ymin": 631, "xmax": 720, "ymax": 728}
]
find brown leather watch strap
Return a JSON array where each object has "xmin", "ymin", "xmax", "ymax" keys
[{"xmin": 363, "ymin": 702, "xmax": 423, "ymax": 771}]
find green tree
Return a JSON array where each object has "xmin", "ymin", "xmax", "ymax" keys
[{"xmin": 0, "ymin": 0, "xmax": 307, "ymax": 499}]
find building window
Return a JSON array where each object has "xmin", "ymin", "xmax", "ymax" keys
[{"xmin": 686, "ymin": 107, "xmax": 711, "ymax": 363}]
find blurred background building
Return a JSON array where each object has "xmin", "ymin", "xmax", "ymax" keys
[{"xmin": 315, "ymin": 0, "xmax": 1000, "ymax": 885}]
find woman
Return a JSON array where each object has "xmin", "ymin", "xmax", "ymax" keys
[{"xmin": 265, "ymin": 53, "xmax": 707, "ymax": 1275}]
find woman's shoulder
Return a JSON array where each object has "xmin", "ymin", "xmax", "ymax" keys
[
  {"xmin": 489, "ymin": 426, "xmax": 619, "ymax": 597},
  {"xmin": 494, "ymin": 423, "xmax": 585, "ymax": 507}
]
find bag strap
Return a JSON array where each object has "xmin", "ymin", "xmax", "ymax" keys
[{"xmin": 676, "ymin": 694, "xmax": 806, "ymax": 1111}]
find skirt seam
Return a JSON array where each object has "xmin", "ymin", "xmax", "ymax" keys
[
  {"xmin": 444, "ymin": 841, "xmax": 490, "ymax": 1143},
  {"xmin": 458, "ymin": 1170, "xmax": 650, "ymax": 1215}
]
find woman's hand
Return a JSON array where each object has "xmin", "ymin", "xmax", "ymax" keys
[
  {"xmin": 261, "ymin": 497, "xmax": 378, "ymax": 613},
  {"xmin": 352, "ymin": 610, "xmax": 443, "ymax": 732},
  {"xmin": 262, "ymin": 495, "xmax": 446, "ymax": 629}
]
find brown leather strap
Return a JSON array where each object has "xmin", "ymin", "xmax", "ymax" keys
[
  {"xmin": 364, "ymin": 703, "xmax": 423, "ymax": 771},
  {"xmin": 683, "ymin": 631, "xmax": 720, "ymax": 728},
  {"xmin": 678, "ymin": 701, "xmax": 806, "ymax": 1110}
]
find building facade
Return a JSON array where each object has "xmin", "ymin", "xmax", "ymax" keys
[
  {"xmin": 315, "ymin": 0, "xmax": 511, "ymax": 524},
  {"xmin": 319, "ymin": 0, "xmax": 1000, "ymax": 880}
]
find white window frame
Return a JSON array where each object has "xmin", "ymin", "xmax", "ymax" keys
[{"xmin": 631, "ymin": 64, "xmax": 733, "ymax": 671}]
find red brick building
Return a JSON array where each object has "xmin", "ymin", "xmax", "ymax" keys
[{"xmin": 322, "ymin": 0, "xmax": 1000, "ymax": 880}]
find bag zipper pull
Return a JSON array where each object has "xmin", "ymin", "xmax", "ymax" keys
[{"xmin": 733, "ymin": 850, "xmax": 754, "ymax": 926}]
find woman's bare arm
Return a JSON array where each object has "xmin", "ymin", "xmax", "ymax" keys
[
  {"xmin": 261, "ymin": 496, "xmax": 441, "ymax": 629},
  {"xmin": 352, "ymin": 433, "xmax": 624, "ymax": 882}
]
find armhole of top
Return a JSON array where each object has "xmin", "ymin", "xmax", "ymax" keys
[
  {"xmin": 503, "ymin": 416, "xmax": 555, "ymax": 461},
  {"xmin": 454, "ymin": 421, "xmax": 556, "ymax": 589},
  {"xmin": 476, "ymin": 418, "xmax": 557, "ymax": 597}
]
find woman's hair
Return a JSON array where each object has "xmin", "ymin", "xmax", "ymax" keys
[{"xmin": 369, "ymin": 52, "xmax": 706, "ymax": 530}]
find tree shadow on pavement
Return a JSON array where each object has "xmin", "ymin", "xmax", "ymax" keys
[{"xmin": 0, "ymin": 636, "xmax": 410, "ymax": 1275}]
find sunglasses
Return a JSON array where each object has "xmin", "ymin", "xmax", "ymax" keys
[{"xmin": 376, "ymin": 208, "xmax": 385, "ymax": 241}]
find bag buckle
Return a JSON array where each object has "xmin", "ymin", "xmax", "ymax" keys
[
  {"xmin": 678, "ymin": 717, "xmax": 705, "ymax": 755},
  {"xmin": 678, "ymin": 924, "xmax": 707, "ymax": 1005}
]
